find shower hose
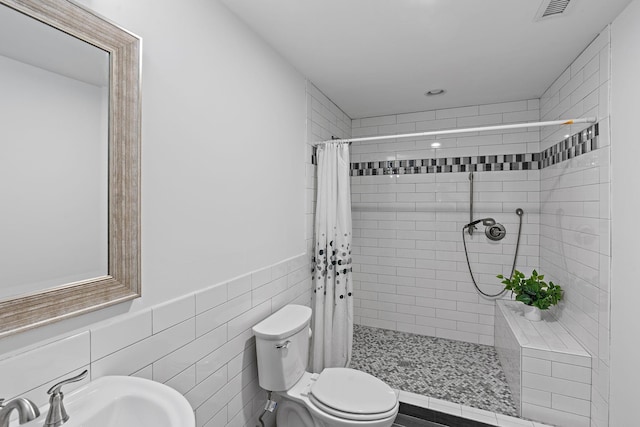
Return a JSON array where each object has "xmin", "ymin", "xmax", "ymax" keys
[{"xmin": 461, "ymin": 208, "xmax": 524, "ymax": 298}]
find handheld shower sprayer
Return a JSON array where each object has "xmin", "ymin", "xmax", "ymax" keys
[
  {"xmin": 464, "ymin": 217, "xmax": 496, "ymax": 229},
  {"xmin": 462, "ymin": 208, "xmax": 525, "ymax": 298}
]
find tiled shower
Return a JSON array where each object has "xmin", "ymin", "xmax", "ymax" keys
[
  {"xmin": 308, "ymin": 25, "xmax": 611, "ymax": 427},
  {"xmin": 349, "ymin": 99, "xmax": 543, "ymax": 346}
]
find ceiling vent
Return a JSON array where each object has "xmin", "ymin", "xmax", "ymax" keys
[{"xmin": 535, "ymin": 0, "xmax": 572, "ymax": 20}]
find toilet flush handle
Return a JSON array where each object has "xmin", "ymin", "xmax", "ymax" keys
[{"xmin": 275, "ymin": 340, "xmax": 291, "ymax": 349}]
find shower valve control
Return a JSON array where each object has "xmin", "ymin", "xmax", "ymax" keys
[{"xmin": 485, "ymin": 224, "xmax": 507, "ymax": 241}]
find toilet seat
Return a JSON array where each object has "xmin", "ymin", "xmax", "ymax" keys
[
  {"xmin": 308, "ymin": 394, "xmax": 399, "ymax": 421},
  {"xmin": 308, "ymin": 368, "xmax": 398, "ymax": 421}
]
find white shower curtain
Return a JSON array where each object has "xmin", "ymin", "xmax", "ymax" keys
[{"xmin": 311, "ymin": 141, "xmax": 353, "ymax": 373}]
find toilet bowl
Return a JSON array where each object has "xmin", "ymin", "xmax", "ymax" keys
[
  {"xmin": 252, "ymin": 305, "xmax": 399, "ymax": 427},
  {"xmin": 277, "ymin": 370, "xmax": 398, "ymax": 427}
]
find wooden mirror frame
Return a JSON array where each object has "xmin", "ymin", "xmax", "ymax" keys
[{"xmin": 0, "ymin": 0, "xmax": 141, "ymax": 337}]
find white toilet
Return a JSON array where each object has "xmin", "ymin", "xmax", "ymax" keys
[{"xmin": 252, "ymin": 304, "xmax": 399, "ymax": 427}]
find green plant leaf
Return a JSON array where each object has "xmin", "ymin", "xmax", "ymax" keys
[
  {"xmin": 516, "ymin": 294, "xmax": 532, "ymax": 305},
  {"xmin": 498, "ymin": 269, "xmax": 563, "ymax": 310}
]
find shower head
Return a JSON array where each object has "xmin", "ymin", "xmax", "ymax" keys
[{"xmin": 464, "ymin": 217, "xmax": 496, "ymax": 229}]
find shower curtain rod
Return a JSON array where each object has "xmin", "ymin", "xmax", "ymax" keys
[{"xmin": 313, "ymin": 117, "xmax": 597, "ymax": 146}]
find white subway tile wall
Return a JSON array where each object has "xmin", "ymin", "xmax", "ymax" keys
[
  {"xmin": 350, "ymin": 100, "xmax": 541, "ymax": 346},
  {"xmin": 495, "ymin": 305, "xmax": 522, "ymax": 415},
  {"xmin": 539, "ymin": 27, "xmax": 611, "ymax": 427},
  {"xmin": 0, "ymin": 254, "xmax": 310, "ymax": 427}
]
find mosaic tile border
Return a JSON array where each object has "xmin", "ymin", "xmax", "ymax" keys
[
  {"xmin": 348, "ymin": 123, "xmax": 598, "ymax": 176},
  {"xmin": 351, "ymin": 153, "xmax": 540, "ymax": 175},
  {"xmin": 539, "ymin": 123, "xmax": 598, "ymax": 168},
  {"xmin": 350, "ymin": 123, "xmax": 598, "ymax": 176},
  {"xmin": 311, "ymin": 123, "xmax": 599, "ymax": 175}
]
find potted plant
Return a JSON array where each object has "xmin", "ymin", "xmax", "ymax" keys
[{"xmin": 497, "ymin": 270, "xmax": 563, "ymax": 321}]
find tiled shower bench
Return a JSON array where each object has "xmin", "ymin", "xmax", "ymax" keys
[{"xmin": 494, "ymin": 300, "xmax": 592, "ymax": 427}]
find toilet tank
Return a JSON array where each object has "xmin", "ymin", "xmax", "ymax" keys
[{"xmin": 252, "ymin": 304, "xmax": 312, "ymax": 392}]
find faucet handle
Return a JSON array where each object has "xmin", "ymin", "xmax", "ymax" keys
[
  {"xmin": 47, "ymin": 370, "xmax": 88, "ymax": 395},
  {"xmin": 45, "ymin": 370, "xmax": 88, "ymax": 427}
]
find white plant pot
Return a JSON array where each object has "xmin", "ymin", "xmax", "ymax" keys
[{"xmin": 524, "ymin": 305, "xmax": 542, "ymax": 321}]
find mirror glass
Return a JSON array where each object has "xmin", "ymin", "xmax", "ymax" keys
[
  {"xmin": 0, "ymin": 4, "xmax": 110, "ymax": 300},
  {"xmin": 0, "ymin": 0, "xmax": 140, "ymax": 338}
]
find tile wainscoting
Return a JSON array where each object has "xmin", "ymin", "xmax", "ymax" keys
[{"xmin": 0, "ymin": 254, "xmax": 311, "ymax": 427}]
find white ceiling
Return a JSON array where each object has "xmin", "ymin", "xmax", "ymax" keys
[{"xmin": 220, "ymin": 0, "xmax": 632, "ymax": 119}]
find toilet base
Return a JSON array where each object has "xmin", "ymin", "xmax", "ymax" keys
[{"xmin": 276, "ymin": 399, "xmax": 320, "ymax": 427}]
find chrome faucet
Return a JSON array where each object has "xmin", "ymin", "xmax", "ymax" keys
[
  {"xmin": 44, "ymin": 370, "xmax": 88, "ymax": 427},
  {"xmin": 0, "ymin": 397, "xmax": 41, "ymax": 427}
]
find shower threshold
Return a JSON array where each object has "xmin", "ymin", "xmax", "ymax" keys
[{"xmin": 394, "ymin": 403, "xmax": 493, "ymax": 427}]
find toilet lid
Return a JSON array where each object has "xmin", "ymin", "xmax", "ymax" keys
[{"xmin": 310, "ymin": 368, "xmax": 397, "ymax": 416}]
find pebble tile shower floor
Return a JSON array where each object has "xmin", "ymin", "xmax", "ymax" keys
[{"xmin": 351, "ymin": 324, "xmax": 518, "ymax": 417}]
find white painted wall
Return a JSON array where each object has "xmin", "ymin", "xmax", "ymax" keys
[
  {"xmin": 0, "ymin": 0, "xmax": 306, "ymax": 349},
  {"xmin": 83, "ymin": 0, "xmax": 307, "ymax": 305},
  {"xmin": 0, "ymin": 1, "xmax": 309, "ymax": 426},
  {"xmin": 610, "ymin": 1, "xmax": 640, "ymax": 425}
]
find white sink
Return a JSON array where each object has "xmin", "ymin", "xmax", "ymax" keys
[{"xmin": 23, "ymin": 376, "xmax": 194, "ymax": 427}]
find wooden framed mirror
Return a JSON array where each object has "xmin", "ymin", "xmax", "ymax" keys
[{"xmin": 0, "ymin": 0, "xmax": 141, "ymax": 337}]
